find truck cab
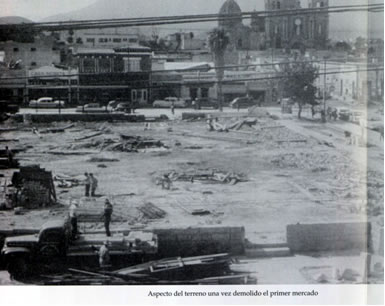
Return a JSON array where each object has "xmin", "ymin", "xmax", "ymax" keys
[{"xmin": 1, "ymin": 219, "xmax": 71, "ymax": 278}]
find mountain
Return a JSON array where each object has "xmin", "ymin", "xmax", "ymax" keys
[
  {"xmin": 42, "ymin": 0, "xmax": 383, "ymax": 39},
  {"xmin": 0, "ymin": 16, "xmax": 33, "ymax": 24}
]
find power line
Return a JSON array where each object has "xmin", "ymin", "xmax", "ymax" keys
[{"xmin": 0, "ymin": 4, "xmax": 382, "ymax": 31}]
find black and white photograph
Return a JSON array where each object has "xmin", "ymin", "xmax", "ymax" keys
[{"xmin": 0, "ymin": 0, "xmax": 383, "ymax": 304}]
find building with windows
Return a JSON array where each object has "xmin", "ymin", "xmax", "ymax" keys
[
  {"xmin": 72, "ymin": 45, "xmax": 152, "ymax": 105},
  {"xmin": 0, "ymin": 35, "xmax": 61, "ymax": 69},
  {"xmin": 59, "ymin": 28, "xmax": 140, "ymax": 49}
]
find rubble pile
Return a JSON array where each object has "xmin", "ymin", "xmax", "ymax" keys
[
  {"xmin": 137, "ymin": 202, "xmax": 167, "ymax": 220},
  {"xmin": 270, "ymin": 152, "xmax": 344, "ymax": 171},
  {"xmin": 158, "ymin": 169, "xmax": 247, "ymax": 185},
  {"xmin": 67, "ymin": 134, "xmax": 169, "ymax": 153},
  {"xmin": 11, "ymin": 165, "xmax": 56, "ymax": 208}
]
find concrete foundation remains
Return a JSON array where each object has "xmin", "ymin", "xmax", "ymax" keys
[
  {"xmin": 286, "ymin": 222, "xmax": 372, "ymax": 253},
  {"xmin": 154, "ymin": 226, "xmax": 245, "ymax": 257}
]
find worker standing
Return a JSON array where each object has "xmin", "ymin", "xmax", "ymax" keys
[
  {"xmin": 5, "ymin": 146, "xmax": 13, "ymax": 166},
  {"xmin": 171, "ymin": 101, "xmax": 175, "ymax": 115},
  {"xmin": 103, "ymin": 199, "xmax": 113, "ymax": 237},
  {"xmin": 69, "ymin": 200, "xmax": 78, "ymax": 240},
  {"xmin": 89, "ymin": 173, "xmax": 98, "ymax": 197},
  {"xmin": 84, "ymin": 172, "xmax": 91, "ymax": 197},
  {"xmin": 98, "ymin": 241, "xmax": 111, "ymax": 269}
]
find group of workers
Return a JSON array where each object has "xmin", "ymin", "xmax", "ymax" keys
[
  {"xmin": 68, "ymin": 197, "xmax": 114, "ymax": 268},
  {"xmin": 67, "ymin": 172, "xmax": 114, "ymax": 268}
]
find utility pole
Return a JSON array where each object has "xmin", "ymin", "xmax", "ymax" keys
[{"xmin": 322, "ymin": 56, "xmax": 327, "ymax": 123}]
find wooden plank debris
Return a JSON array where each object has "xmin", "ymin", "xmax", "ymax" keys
[
  {"xmin": 75, "ymin": 132, "xmax": 103, "ymax": 141},
  {"xmin": 137, "ymin": 202, "xmax": 166, "ymax": 219}
]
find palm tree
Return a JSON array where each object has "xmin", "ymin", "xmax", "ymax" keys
[{"xmin": 208, "ymin": 28, "xmax": 229, "ymax": 111}]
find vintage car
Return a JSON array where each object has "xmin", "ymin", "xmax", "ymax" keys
[
  {"xmin": 76, "ymin": 103, "xmax": 107, "ymax": 113},
  {"xmin": 29, "ymin": 97, "xmax": 65, "ymax": 108},
  {"xmin": 192, "ymin": 98, "xmax": 219, "ymax": 110},
  {"xmin": 229, "ymin": 97, "xmax": 258, "ymax": 109},
  {"xmin": 153, "ymin": 97, "xmax": 187, "ymax": 108}
]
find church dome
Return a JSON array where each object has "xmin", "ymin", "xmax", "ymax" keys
[
  {"xmin": 218, "ymin": 0, "xmax": 243, "ymax": 29},
  {"xmin": 219, "ymin": 0, "xmax": 242, "ymax": 16}
]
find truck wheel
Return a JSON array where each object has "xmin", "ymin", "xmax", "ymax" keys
[{"xmin": 7, "ymin": 257, "xmax": 28, "ymax": 279}]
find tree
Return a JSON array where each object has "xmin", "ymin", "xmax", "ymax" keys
[
  {"xmin": 281, "ymin": 61, "xmax": 319, "ymax": 119},
  {"xmin": 208, "ymin": 28, "xmax": 229, "ymax": 111}
]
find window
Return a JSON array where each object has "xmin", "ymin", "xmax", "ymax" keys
[
  {"xmin": 320, "ymin": 1, "xmax": 324, "ymax": 7},
  {"xmin": 98, "ymin": 57, "xmax": 111, "ymax": 73},
  {"xmin": 31, "ymin": 62, "xmax": 37, "ymax": 66},
  {"xmin": 142, "ymin": 89, "xmax": 148, "ymax": 102},
  {"xmin": 113, "ymin": 38, "xmax": 122, "ymax": 43},
  {"xmin": 99, "ymin": 38, "xmax": 104, "ymax": 43},
  {"xmin": 13, "ymin": 48, "xmax": 19, "ymax": 52},
  {"xmin": 131, "ymin": 90, "xmax": 137, "ymax": 101},
  {"xmin": 52, "ymin": 47, "xmax": 57, "ymax": 51},
  {"xmin": 30, "ymin": 47, "xmax": 36, "ymax": 52},
  {"xmin": 123, "ymin": 38, "xmax": 127, "ymax": 41},
  {"xmin": 129, "ymin": 58, "xmax": 141, "ymax": 72},
  {"xmin": 129, "ymin": 38, "xmax": 137, "ymax": 43},
  {"xmin": 83, "ymin": 58, "xmax": 96, "ymax": 73},
  {"xmin": 277, "ymin": 1, "xmax": 281, "ymax": 9},
  {"xmin": 86, "ymin": 38, "xmax": 95, "ymax": 43}
]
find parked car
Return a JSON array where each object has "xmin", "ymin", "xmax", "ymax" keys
[
  {"xmin": 229, "ymin": 97, "xmax": 258, "ymax": 109},
  {"xmin": 29, "ymin": 97, "xmax": 65, "ymax": 108},
  {"xmin": 76, "ymin": 103, "xmax": 107, "ymax": 113},
  {"xmin": 0, "ymin": 100, "xmax": 19, "ymax": 114},
  {"xmin": 113, "ymin": 102, "xmax": 136, "ymax": 113},
  {"xmin": 351, "ymin": 110, "xmax": 365, "ymax": 123},
  {"xmin": 193, "ymin": 98, "xmax": 218, "ymax": 110},
  {"xmin": 337, "ymin": 108, "xmax": 351, "ymax": 121},
  {"xmin": 153, "ymin": 97, "xmax": 187, "ymax": 108}
]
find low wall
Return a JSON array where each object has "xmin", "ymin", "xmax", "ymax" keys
[
  {"xmin": 287, "ymin": 222, "xmax": 372, "ymax": 253},
  {"xmin": 13, "ymin": 113, "xmax": 146, "ymax": 123},
  {"xmin": 154, "ymin": 226, "xmax": 245, "ymax": 257}
]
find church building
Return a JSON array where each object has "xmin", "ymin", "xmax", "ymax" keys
[{"xmin": 218, "ymin": 0, "xmax": 329, "ymax": 51}]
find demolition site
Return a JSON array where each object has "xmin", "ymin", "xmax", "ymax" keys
[
  {"xmin": 0, "ymin": 102, "xmax": 383, "ymax": 285},
  {"xmin": 0, "ymin": 0, "xmax": 384, "ymax": 287}
]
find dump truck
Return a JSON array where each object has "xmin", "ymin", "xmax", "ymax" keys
[{"xmin": 1, "ymin": 218, "xmax": 158, "ymax": 278}]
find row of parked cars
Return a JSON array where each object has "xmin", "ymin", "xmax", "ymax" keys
[
  {"xmin": 26, "ymin": 96, "xmax": 261, "ymax": 111},
  {"xmin": 153, "ymin": 96, "xmax": 259, "ymax": 109}
]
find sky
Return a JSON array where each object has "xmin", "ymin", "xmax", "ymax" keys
[
  {"xmin": 0, "ymin": 0, "xmax": 97, "ymax": 20},
  {"xmin": 0, "ymin": 0, "xmax": 382, "ymax": 39},
  {"xmin": 0, "ymin": 0, "xmax": 382, "ymax": 21}
]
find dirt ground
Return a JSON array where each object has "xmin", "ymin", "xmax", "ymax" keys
[{"xmin": 0, "ymin": 105, "xmax": 383, "ymax": 283}]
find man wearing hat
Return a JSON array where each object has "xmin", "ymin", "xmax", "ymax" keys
[{"xmin": 103, "ymin": 199, "xmax": 113, "ymax": 237}]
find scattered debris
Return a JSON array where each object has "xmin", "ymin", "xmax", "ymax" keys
[
  {"xmin": 137, "ymin": 202, "xmax": 166, "ymax": 219},
  {"xmin": 191, "ymin": 209, "xmax": 211, "ymax": 216},
  {"xmin": 75, "ymin": 132, "xmax": 103, "ymax": 142},
  {"xmin": 158, "ymin": 169, "xmax": 247, "ymax": 185},
  {"xmin": 87, "ymin": 156, "xmax": 120, "ymax": 163}
]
